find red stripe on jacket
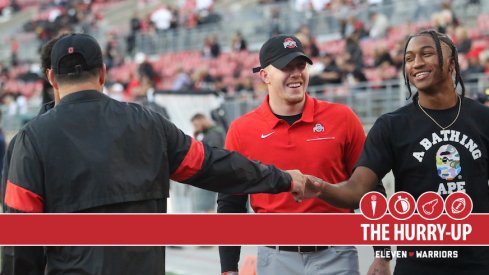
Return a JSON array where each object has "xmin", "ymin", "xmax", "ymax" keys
[
  {"xmin": 170, "ymin": 138, "xmax": 205, "ymax": 182},
  {"xmin": 4, "ymin": 180, "xmax": 44, "ymax": 212}
]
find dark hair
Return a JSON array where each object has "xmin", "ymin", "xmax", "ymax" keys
[
  {"xmin": 402, "ymin": 29, "xmax": 465, "ymax": 101},
  {"xmin": 54, "ymin": 53, "xmax": 101, "ymax": 85},
  {"xmin": 191, "ymin": 113, "xmax": 206, "ymax": 122},
  {"xmin": 40, "ymin": 33, "xmax": 70, "ymax": 78}
]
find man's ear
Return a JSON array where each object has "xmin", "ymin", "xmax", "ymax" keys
[
  {"xmin": 47, "ymin": 69, "xmax": 59, "ymax": 91},
  {"xmin": 259, "ymin": 68, "xmax": 270, "ymax": 84},
  {"xmin": 99, "ymin": 64, "xmax": 106, "ymax": 86},
  {"xmin": 449, "ymin": 58, "xmax": 455, "ymax": 73}
]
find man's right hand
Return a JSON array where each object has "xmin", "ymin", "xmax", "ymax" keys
[{"xmin": 286, "ymin": 170, "xmax": 306, "ymax": 199}]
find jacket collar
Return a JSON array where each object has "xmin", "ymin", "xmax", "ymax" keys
[
  {"xmin": 58, "ymin": 90, "xmax": 106, "ymax": 106},
  {"xmin": 256, "ymin": 93, "xmax": 315, "ymax": 128}
]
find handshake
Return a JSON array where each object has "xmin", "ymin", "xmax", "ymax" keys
[{"xmin": 286, "ymin": 170, "xmax": 325, "ymax": 202}]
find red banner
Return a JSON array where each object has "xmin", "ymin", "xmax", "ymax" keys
[{"xmin": 1, "ymin": 213, "xmax": 489, "ymax": 245}]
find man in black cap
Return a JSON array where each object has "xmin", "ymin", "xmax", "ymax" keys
[
  {"xmin": 3, "ymin": 33, "xmax": 310, "ymax": 275},
  {"xmin": 218, "ymin": 34, "xmax": 389, "ymax": 275}
]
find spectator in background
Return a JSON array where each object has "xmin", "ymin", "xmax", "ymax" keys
[
  {"xmin": 295, "ymin": 25, "xmax": 320, "ymax": 57},
  {"xmin": 376, "ymin": 60, "xmax": 399, "ymax": 82},
  {"xmin": 343, "ymin": 62, "xmax": 368, "ymax": 85},
  {"xmin": 454, "ymin": 26, "xmax": 472, "ymax": 54},
  {"xmin": 345, "ymin": 34, "xmax": 364, "ymax": 69},
  {"xmin": 230, "ymin": 31, "xmax": 247, "ymax": 52},
  {"xmin": 105, "ymin": 32, "xmax": 124, "ymax": 70},
  {"xmin": 192, "ymin": 66, "xmax": 215, "ymax": 90},
  {"xmin": 168, "ymin": 4, "xmax": 179, "ymax": 29},
  {"xmin": 172, "ymin": 67, "xmax": 192, "ymax": 91},
  {"xmin": 462, "ymin": 52, "xmax": 484, "ymax": 83},
  {"xmin": 335, "ymin": 0, "xmax": 352, "ymax": 38},
  {"xmin": 234, "ymin": 74, "xmax": 255, "ymax": 96},
  {"xmin": 268, "ymin": 5, "xmax": 282, "ymax": 36},
  {"xmin": 431, "ymin": 1, "xmax": 458, "ymax": 34},
  {"xmin": 481, "ymin": 50, "xmax": 489, "ymax": 73},
  {"xmin": 309, "ymin": 52, "xmax": 343, "ymax": 86},
  {"xmin": 213, "ymin": 76, "xmax": 228, "ymax": 94},
  {"xmin": 133, "ymin": 73, "xmax": 171, "ymax": 120},
  {"xmin": 476, "ymin": 88, "xmax": 489, "ymax": 107},
  {"xmin": 137, "ymin": 53, "xmax": 159, "ymax": 86},
  {"xmin": 202, "ymin": 34, "xmax": 220, "ymax": 58},
  {"xmin": 126, "ymin": 11, "xmax": 141, "ymax": 55},
  {"xmin": 372, "ymin": 46, "xmax": 394, "ymax": 68},
  {"xmin": 337, "ymin": 54, "xmax": 368, "ymax": 87},
  {"xmin": 10, "ymin": 37, "xmax": 19, "ymax": 67},
  {"xmin": 343, "ymin": 16, "xmax": 357, "ymax": 39},
  {"xmin": 368, "ymin": 11, "xmax": 389, "ymax": 39},
  {"xmin": 190, "ymin": 113, "xmax": 226, "ymax": 213},
  {"xmin": 150, "ymin": 4, "xmax": 172, "ymax": 33},
  {"xmin": 391, "ymin": 39, "xmax": 406, "ymax": 69}
]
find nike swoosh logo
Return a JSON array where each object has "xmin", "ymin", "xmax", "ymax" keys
[
  {"xmin": 261, "ymin": 132, "xmax": 275, "ymax": 139},
  {"xmin": 306, "ymin": 137, "xmax": 335, "ymax": 142}
]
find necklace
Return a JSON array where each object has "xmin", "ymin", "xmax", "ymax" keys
[{"xmin": 418, "ymin": 94, "xmax": 461, "ymax": 130}]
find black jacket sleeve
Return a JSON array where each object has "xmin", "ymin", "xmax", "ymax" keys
[
  {"xmin": 217, "ymin": 193, "xmax": 248, "ymax": 272},
  {"xmin": 185, "ymin": 145, "xmax": 291, "ymax": 194},
  {"xmin": 1, "ymin": 136, "xmax": 15, "ymax": 210},
  {"xmin": 1, "ymin": 102, "xmax": 52, "ymax": 275}
]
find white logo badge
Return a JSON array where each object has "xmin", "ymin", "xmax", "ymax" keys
[
  {"xmin": 261, "ymin": 132, "xmax": 275, "ymax": 139},
  {"xmin": 283, "ymin": 38, "xmax": 297, "ymax": 49},
  {"xmin": 313, "ymin": 123, "xmax": 324, "ymax": 133}
]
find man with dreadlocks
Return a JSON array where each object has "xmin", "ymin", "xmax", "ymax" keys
[{"xmin": 298, "ymin": 29, "xmax": 489, "ymax": 274}]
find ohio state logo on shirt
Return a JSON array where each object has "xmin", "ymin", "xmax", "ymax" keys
[
  {"xmin": 313, "ymin": 123, "xmax": 324, "ymax": 133},
  {"xmin": 283, "ymin": 38, "xmax": 297, "ymax": 48}
]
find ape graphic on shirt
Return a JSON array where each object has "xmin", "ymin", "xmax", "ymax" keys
[{"xmin": 436, "ymin": 144, "xmax": 461, "ymax": 180}]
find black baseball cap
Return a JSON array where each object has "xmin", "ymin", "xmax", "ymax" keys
[
  {"xmin": 252, "ymin": 34, "xmax": 313, "ymax": 73},
  {"xmin": 51, "ymin": 33, "xmax": 103, "ymax": 75}
]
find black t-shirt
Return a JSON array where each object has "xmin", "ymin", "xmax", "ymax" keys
[{"xmin": 357, "ymin": 97, "xmax": 489, "ymax": 272}]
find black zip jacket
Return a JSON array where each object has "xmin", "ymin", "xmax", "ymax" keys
[{"xmin": 2, "ymin": 91, "xmax": 292, "ymax": 275}]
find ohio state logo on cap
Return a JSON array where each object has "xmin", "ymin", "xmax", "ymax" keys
[
  {"xmin": 283, "ymin": 38, "xmax": 297, "ymax": 49},
  {"xmin": 68, "ymin": 47, "xmax": 74, "ymax": 54}
]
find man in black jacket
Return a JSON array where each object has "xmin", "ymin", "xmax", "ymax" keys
[{"xmin": 2, "ymin": 33, "xmax": 307, "ymax": 275}]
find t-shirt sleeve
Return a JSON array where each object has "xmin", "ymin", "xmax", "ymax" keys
[
  {"xmin": 5, "ymin": 130, "xmax": 45, "ymax": 213},
  {"xmin": 355, "ymin": 116, "xmax": 394, "ymax": 180}
]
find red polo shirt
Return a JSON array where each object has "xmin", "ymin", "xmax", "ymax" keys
[{"xmin": 225, "ymin": 94, "xmax": 366, "ymax": 213}]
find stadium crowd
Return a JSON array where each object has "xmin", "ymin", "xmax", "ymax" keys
[{"xmin": 1, "ymin": 0, "xmax": 488, "ymax": 123}]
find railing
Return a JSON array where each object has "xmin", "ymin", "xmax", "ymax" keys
[
  {"xmin": 221, "ymin": 79, "xmax": 407, "ymax": 127},
  {"xmin": 2, "ymin": 73, "xmax": 488, "ymax": 140}
]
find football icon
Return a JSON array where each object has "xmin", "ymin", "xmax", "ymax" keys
[
  {"xmin": 445, "ymin": 192, "xmax": 472, "ymax": 220},
  {"xmin": 451, "ymin": 198, "xmax": 466, "ymax": 214}
]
